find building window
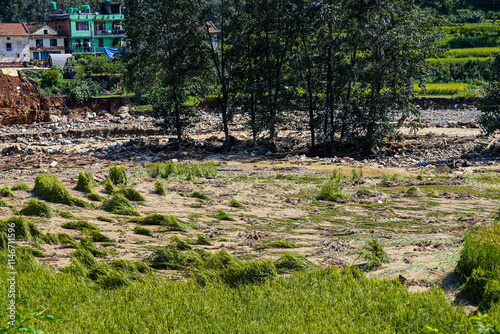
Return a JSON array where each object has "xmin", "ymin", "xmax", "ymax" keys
[
  {"xmin": 6, "ymin": 43, "xmax": 11, "ymax": 51},
  {"xmin": 95, "ymin": 22, "xmax": 105, "ymax": 32},
  {"xmin": 98, "ymin": 38, "xmax": 103, "ymax": 48},
  {"xmin": 36, "ymin": 39, "xmax": 43, "ymax": 48},
  {"xmin": 33, "ymin": 52, "xmax": 39, "ymax": 60},
  {"xmin": 50, "ymin": 39, "xmax": 57, "ymax": 47},
  {"xmin": 6, "ymin": 37, "xmax": 10, "ymax": 40},
  {"xmin": 76, "ymin": 22, "xmax": 89, "ymax": 31},
  {"xmin": 44, "ymin": 30, "xmax": 48, "ymax": 35}
]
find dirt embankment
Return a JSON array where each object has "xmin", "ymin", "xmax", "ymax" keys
[{"xmin": 0, "ymin": 70, "xmax": 64, "ymax": 125}]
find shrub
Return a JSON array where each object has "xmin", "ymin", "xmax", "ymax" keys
[
  {"xmin": 11, "ymin": 182, "xmax": 30, "ymax": 191},
  {"xmin": 34, "ymin": 174, "xmax": 91, "ymax": 207},
  {"xmin": 133, "ymin": 225, "xmax": 154, "ymax": 236},
  {"xmin": 229, "ymin": 199, "xmax": 244, "ymax": 208},
  {"xmin": 101, "ymin": 194, "xmax": 139, "ymax": 216},
  {"xmin": 114, "ymin": 187, "xmax": 145, "ymax": 202},
  {"xmin": 76, "ymin": 171, "xmax": 97, "ymax": 193},
  {"xmin": 274, "ymin": 252, "xmax": 319, "ymax": 274},
  {"xmin": 216, "ymin": 210, "xmax": 235, "ymax": 221},
  {"xmin": 480, "ymin": 279, "xmax": 500, "ymax": 311},
  {"xmin": 109, "ymin": 165, "xmax": 129, "ymax": 185},
  {"xmin": 0, "ymin": 186, "xmax": 15, "ymax": 198},
  {"xmin": 154, "ymin": 180, "xmax": 168, "ymax": 195},
  {"xmin": 19, "ymin": 199, "xmax": 54, "ymax": 218},
  {"xmin": 61, "ymin": 220, "xmax": 98, "ymax": 231}
]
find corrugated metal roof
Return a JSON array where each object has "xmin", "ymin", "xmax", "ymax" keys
[
  {"xmin": 47, "ymin": 54, "xmax": 73, "ymax": 68},
  {"xmin": 0, "ymin": 23, "xmax": 29, "ymax": 36}
]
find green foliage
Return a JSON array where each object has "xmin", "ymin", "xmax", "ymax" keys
[
  {"xmin": 101, "ymin": 194, "xmax": 139, "ymax": 216},
  {"xmin": 216, "ymin": 210, "xmax": 234, "ymax": 221},
  {"xmin": 41, "ymin": 67, "xmax": 62, "ymax": 87},
  {"xmin": 132, "ymin": 226, "xmax": 154, "ymax": 236},
  {"xmin": 42, "ymin": 233, "xmax": 59, "ymax": 244},
  {"xmin": 170, "ymin": 235, "xmax": 192, "ymax": 250},
  {"xmin": 113, "ymin": 187, "xmax": 145, "ymax": 202},
  {"xmin": 0, "ymin": 186, "xmax": 15, "ymax": 198},
  {"xmin": 274, "ymin": 252, "xmax": 319, "ymax": 274},
  {"xmin": 61, "ymin": 220, "xmax": 98, "ymax": 231},
  {"xmin": 76, "ymin": 171, "xmax": 97, "ymax": 193},
  {"xmin": 459, "ymin": 267, "xmax": 495, "ymax": 304},
  {"xmin": 67, "ymin": 79, "xmax": 102, "ymax": 104},
  {"xmin": 0, "ymin": 216, "xmax": 42, "ymax": 241},
  {"xmin": 87, "ymin": 230, "xmax": 113, "ymax": 243},
  {"xmin": 414, "ymin": 83, "xmax": 469, "ymax": 95},
  {"xmin": 131, "ymin": 214, "xmax": 185, "ymax": 231},
  {"xmin": 0, "ymin": 309, "xmax": 55, "ymax": 333},
  {"xmin": 59, "ymin": 211, "xmax": 78, "ymax": 219},
  {"xmin": 359, "ymin": 238, "xmax": 390, "ymax": 271},
  {"xmin": 19, "ymin": 199, "xmax": 54, "ymax": 218},
  {"xmin": 58, "ymin": 233, "xmax": 78, "ymax": 248},
  {"xmin": 96, "ymin": 216, "xmax": 115, "ymax": 223},
  {"xmin": 85, "ymin": 191, "xmax": 105, "ymax": 202},
  {"xmin": 193, "ymin": 234, "xmax": 211, "ymax": 245},
  {"xmin": 154, "ymin": 180, "xmax": 168, "ymax": 195},
  {"xmin": 181, "ymin": 191, "xmax": 210, "ymax": 200},
  {"xmin": 257, "ymin": 239, "xmax": 300, "ymax": 250},
  {"xmin": 34, "ymin": 174, "xmax": 91, "ymax": 208},
  {"xmin": 480, "ymin": 279, "xmax": 500, "ymax": 312},
  {"xmin": 147, "ymin": 161, "xmax": 217, "ymax": 180},
  {"xmin": 406, "ymin": 186, "xmax": 423, "ymax": 196},
  {"xmin": 318, "ymin": 181, "xmax": 350, "ymax": 202},
  {"xmin": 109, "ymin": 166, "xmax": 129, "ymax": 186},
  {"xmin": 229, "ymin": 198, "xmax": 244, "ymax": 208},
  {"xmin": 104, "ymin": 178, "xmax": 116, "ymax": 193},
  {"xmin": 11, "ymin": 183, "xmax": 29, "ymax": 191},
  {"xmin": 455, "ymin": 222, "xmax": 500, "ymax": 282}
]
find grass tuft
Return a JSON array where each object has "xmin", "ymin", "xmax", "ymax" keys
[
  {"xmin": 97, "ymin": 216, "xmax": 115, "ymax": 223},
  {"xmin": 0, "ymin": 186, "xmax": 15, "ymax": 198},
  {"xmin": 131, "ymin": 214, "xmax": 186, "ymax": 231},
  {"xmin": 193, "ymin": 234, "xmax": 212, "ymax": 245},
  {"xmin": 229, "ymin": 198, "xmax": 244, "ymax": 208},
  {"xmin": 34, "ymin": 174, "xmax": 91, "ymax": 207},
  {"xmin": 102, "ymin": 194, "xmax": 139, "ymax": 216},
  {"xmin": 216, "ymin": 209, "xmax": 235, "ymax": 221},
  {"xmin": 358, "ymin": 238, "xmax": 390, "ymax": 271},
  {"xmin": 147, "ymin": 161, "xmax": 217, "ymax": 180},
  {"xmin": 114, "ymin": 187, "xmax": 145, "ymax": 202},
  {"xmin": 61, "ymin": 220, "xmax": 98, "ymax": 231},
  {"xmin": 154, "ymin": 180, "xmax": 169, "ymax": 195},
  {"xmin": 133, "ymin": 225, "xmax": 154, "ymax": 236},
  {"xmin": 318, "ymin": 181, "xmax": 350, "ymax": 202},
  {"xmin": 109, "ymin": 165, "xmax": 129, "ymax": 186},
  {"xmin": 76, "ymin": 171, "xmax": 97, "ymax": 193},
  {"xmin": 19, "ymin": 199, "xmax": 54, "ymax": 218},
  {"xmin": 274, "ymin": 252, "xmax": 319, "ymax": 274},
  {"xmin": 11, "ymin": 183, "xmax": 30, "ymax": 191}
]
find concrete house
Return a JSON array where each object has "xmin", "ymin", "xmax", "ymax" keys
[
  {"xmin": 0, "ymin": 24, "xmax": 30, "ymax": 66},
  {"xmin": 26, "ymin": 24, "xmax": 65, "ymax": 61},
  {"xmin": 47, "ymin": 1, "xmax": 125, "ymax": 55}
]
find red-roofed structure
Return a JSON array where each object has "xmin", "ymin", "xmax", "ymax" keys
[{"xmin": 0, "ymin": 24, "xmax": 30, "ymax": 65}]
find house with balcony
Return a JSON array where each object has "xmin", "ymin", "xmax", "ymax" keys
[
  {"xmin": 0, "ymin": 24, "xmax": 30, "ymax": 66},
  {"xmin": 26, "ymin": 25, "xmax": 65, "ymax": 61},
  {"xmin": 46, "ymin": 1, "xmax": 125, "ymax": 55}
]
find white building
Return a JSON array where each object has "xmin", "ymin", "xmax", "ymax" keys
[
  {"xmin": 0, "ymin": 24, "xmax": 30, "ymax": 66},
  {"xmin": 26, "ymin": 25, "xmax": 65, "ymax": 62}
]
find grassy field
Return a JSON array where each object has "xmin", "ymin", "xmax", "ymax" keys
[
  {"xmin": 1, "ymin": 162, "xmax": 500, "ymax": 332},
  {"xmin": 414, "ymin": 83, "xmax": 469, "ymax": 95}
]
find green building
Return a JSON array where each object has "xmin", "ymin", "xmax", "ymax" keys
[{"xmin": 46, "ymin": 1, "xmax": 125, "ymax": 55}]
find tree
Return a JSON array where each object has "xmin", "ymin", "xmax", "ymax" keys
[
  {"xmin": 479, "ymin": 54, "xmax": 500, "ymax": 135},
  {"xmin": 125, "ymin": 0, "xmax": 209, "ymax": 140}
]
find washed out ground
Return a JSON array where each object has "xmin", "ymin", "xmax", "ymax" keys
[{"xmin": 0, "ymin": 106, "xmax": 499, "ymax": 308}]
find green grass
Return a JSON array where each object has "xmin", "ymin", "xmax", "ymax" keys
[
  {"xmin": 108, "ymin": 165, "xmax": 130, "ymax": 186},
  {"xmin": 414, "ymin": 83, "xmax": 468, "ymax": 95},
  {"xmin": 0, "ymin": 186, "xmax": 15, "ymax": 198},
  {"xmin": 96, "ymin": 216, "xmax": 115, "ymax": 223},
  {"xmin": 442, "ymin": 24, "xmax": 500, "ymax": 33},
  {"xmin": 229, "ymin": 198, "xmax": 244, "ymax": 208},
  {"xmin": 75, "ymin": 171, "xmax": 97, "ymax": 193},
  {"xmin": 180, "ymin": 191, "xmax": 210, "ymax": 201},
  {"xmin": 131, "ymin": 214, "xmax": 186, "ymax": 231},
  {"xmin": 427, "ymin": 57, "xmax": 493, "ymax": 65},
  {"xmin": 61, "ymin": 220, "xmax": 98, "ymax": 231},
  {"xmin": 147, "ymin": 161, "xmax": 217, "ymax": 180},
  {"xmin": 154, "ymin": 180, "xmax": 168, "ymax": 195},
  {"xmin": 11, "ymin": 182, "xmax": 30, "ymax": 191},
  {"xmin": 257, "ymin": 239, "xmax": 301, "ymax": 250},
  {"xmin": 216, "ymin": 209, "xmax": 235, "ymax": 221},
  {"xmin": 34, "ymin": 174, "xmax": 91, "ymax": 208},
  {"xmin": 318, "ymin": 181, "xmax": 351, "ymax": 202},
  {"xmin": 132, "ymin": 225, "xmax": 154, "ymax": 236},
  {"xmin": 113, "ymin": 187, "xmax": 145, "ymax": 202},
  {"xmin": 19, "ymin": 199, "xmax": 54, "ymax": 218},
  {"xmin": 0, "ymin": 250, "xmax": 475, "ymax": 333},
  {"xmin": 101, "ymin": 194, "xmax": 139, "ymax": 216},
  {"xmin": 439, "ymin": 47, "xmax": 500, "ymax": 58},
  {"xmin": 274, "ymin": 252, "xmax": 319, "ymax": 274}
]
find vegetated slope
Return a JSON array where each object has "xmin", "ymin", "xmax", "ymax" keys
[{"xmin": 0, "ymin": 70, "xmax": 62, "ymax": 125}]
